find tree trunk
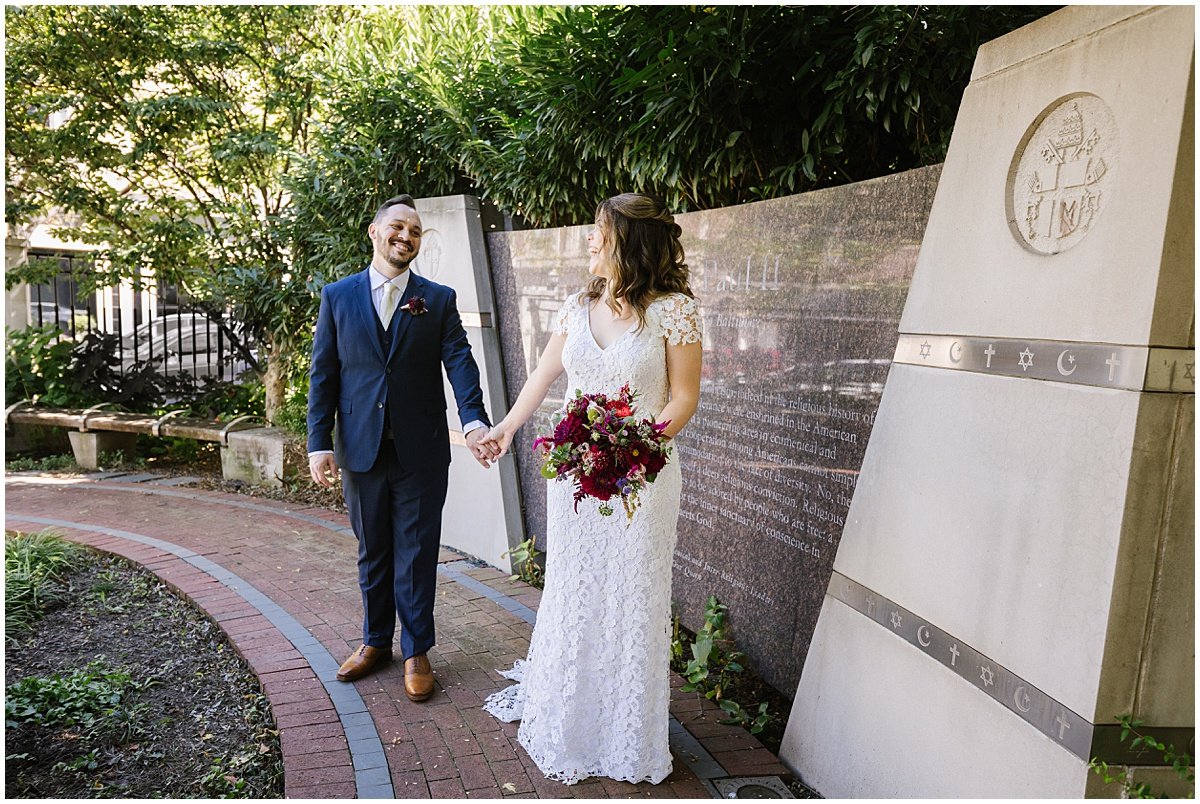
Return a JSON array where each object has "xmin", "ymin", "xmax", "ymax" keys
[{"xmin": 261, "ymin": 335, "xmax": 289, "ymax": 426}]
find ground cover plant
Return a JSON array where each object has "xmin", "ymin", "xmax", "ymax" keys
[{"xmin": 4, "ymin": 531, "xmax": 282, "ymax": 798}]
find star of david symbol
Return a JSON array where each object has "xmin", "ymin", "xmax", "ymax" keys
[
  {"xmin": 889, "ymin": 611, "xmax": 902, "ymax": 630},
  {"xmin": 1186, "ymin": 363, "xmax": 1195, "ymax": 381},
  {"xmin": 919, "ymin": 341, "xmax": 932, "ymax": 359},
  {"xmin": 1018, "ymin": 348, "xmax": 1034, "ymax": 371},
  {"xmin": 979, "ymin": 664, "xmax": 995, "ymax": 688}
]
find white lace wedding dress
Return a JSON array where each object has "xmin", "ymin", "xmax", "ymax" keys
[{"xmin": 483, "ymin": 291, "xmax": 702, "ymax": 786}]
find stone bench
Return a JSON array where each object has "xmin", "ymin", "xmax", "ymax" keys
[{"xmin": 4, "ymin": 402, "xmax": 288, "ymax": 488}]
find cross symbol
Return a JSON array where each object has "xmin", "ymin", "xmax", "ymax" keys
[
  {"xmin": 949, "ymin": 644, "xmax": 960, "ymax": 667},
  {"xmin": 866, "ymin": 596, "xmax": 877, "ymax": 615},
  {"xmin": 984, "ymin": 344, "xmax": 996, "ymax": 368},
  {"xmin": 1055, "ymin": 711, "xmax": 1072, "ymax": 740},
  {"xmin": 1106, "ymin": 353, "xmax": 1121, "ymax": 382}
]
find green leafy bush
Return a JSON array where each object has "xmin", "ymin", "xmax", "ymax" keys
[
  {"xmin": 4, "ymin": 325, "xmax": 190, "ymax": 409},
  {"xmin": 501, "ymin": 537, "xmax": 545, "ymax": 589},
  {"xmin": 5, "ymin": 325, "xmax": 75, "ymax": 406},
  {"xmin": 678, "ymin": 595, "xmax": 745, "ymax": 700},
  {"xmin": 672, "ymin": 595, "xmax": 777, "ymax": 738},
  {"xmin": 718, "ymin": 700, "xmax": 774, "ymax": 736},
  {"xmin": 5, "ymin": 453, "xmax": 79, "ymax": 473}
]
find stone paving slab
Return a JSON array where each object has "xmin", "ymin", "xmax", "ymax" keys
[{"xmin": 5, "ymin": 474, "xmax": 793, "ymax": 798}]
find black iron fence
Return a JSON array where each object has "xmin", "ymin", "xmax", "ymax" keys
[{"xmin": 24, "ymin": 252, "xmax": 257, "ymax": 391}]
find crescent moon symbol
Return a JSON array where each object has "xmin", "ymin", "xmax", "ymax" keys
[
  {"xmin": 1057, "ymin": 349, "xmax": 1077, "ymax": 376},
  {"xmin": 949, "ymin": 341, "xmax": 963, "ymax": 364},
  {"xmin": 1013, "ymin": 686, "xmax": 1032, "ymax": 713},
  {"xmin": 916, "ymin": 625, "xmax": 932, "ymax": 647}
]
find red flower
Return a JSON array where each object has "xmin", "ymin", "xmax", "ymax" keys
[
  {"xmin": 399, "ymin": 297, "xmax": 428, "ymax": 315},
  {"xmin": 608, "ymin": 402, "xmax": 632, "ymax": 417},
  {"xmin": 554, "ymin": 414, "xmax": 587, "ymax": 445},
  {"xmin": 643, "ymin": 450, "xmax": 667, "ymax": 476}
]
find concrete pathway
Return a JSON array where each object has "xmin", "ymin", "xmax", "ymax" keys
[{"xmin": 6, "ymin": 472, "xmax": 793, "ymax": 799}]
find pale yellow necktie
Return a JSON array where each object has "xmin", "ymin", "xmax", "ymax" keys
[{"xmin": 380, "ymin": 282, "xmax": 400, "ymax": 328}]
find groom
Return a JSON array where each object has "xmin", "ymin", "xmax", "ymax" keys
[{"xmin": 308, "ymin": 194, "xmax": 498, "ymax": 702}]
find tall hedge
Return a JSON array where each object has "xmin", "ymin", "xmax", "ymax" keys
[{"xmin": 287, "ymin": 4, "xmax": 1054, "ymax": 281}]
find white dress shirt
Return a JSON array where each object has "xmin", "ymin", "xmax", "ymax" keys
[{"xmin": 370, "ymin": 264, "xmax": 410, "ymax": 321}]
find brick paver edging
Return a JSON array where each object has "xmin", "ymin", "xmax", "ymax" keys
[{"xmin": 6, "ymin": 513, "xmax": 394, "ymax": 799}]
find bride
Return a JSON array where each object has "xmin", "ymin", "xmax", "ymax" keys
[{"xmin": 479, "ymin": 193, "xmax": 703, "ymax": 785}]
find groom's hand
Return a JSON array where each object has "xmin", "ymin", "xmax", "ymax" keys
[
  {"xmin": 465, "ymin": 428, "xmax": 496, "ymax": 468},
  {"xmin": 309, "ymin": 452, "xmax": 340, "ymax": 488},
  {"xmin": 479, "ymin": 424, "xmax": 513, "ymax": 458}
]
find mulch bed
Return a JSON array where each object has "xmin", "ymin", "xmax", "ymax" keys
[{"xmin": 4, "ymin": 547, "xmax": 283, "ymax": 799}]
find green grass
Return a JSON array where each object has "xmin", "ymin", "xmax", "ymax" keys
[{"xmin": 4, "ymin": 531, "xmax": 88, "ymax": 643}]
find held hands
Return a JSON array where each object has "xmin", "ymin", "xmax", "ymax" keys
[
  {"xmin": 466, "ymin": 427, "xmax": 503, "ymax": 469},
  {"xmin": 309, "ymin": 453, "xmax": 340, "ymax": 488},
  {"xmin": 478, "ymin": 422, "xmax": 514, "ymax": 459}
]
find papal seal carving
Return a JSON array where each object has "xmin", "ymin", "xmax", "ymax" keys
[{"xmin": 1007, "ymin": 94, "xmax": 1118, "ymax": 255}]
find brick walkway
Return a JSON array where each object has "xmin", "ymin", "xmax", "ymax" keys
[{"xmin": 5, "ymin": 472, "xmax": 793, "ymax": 799}]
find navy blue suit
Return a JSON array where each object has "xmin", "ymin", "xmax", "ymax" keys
[{"xmin": 308, "ymin": 268, "xmax": 489, "ymax": 658}]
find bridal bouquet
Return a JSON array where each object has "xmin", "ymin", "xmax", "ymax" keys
[{"xmin": 533, "ymin": 384, "xmax": 672, "ymax": 518}]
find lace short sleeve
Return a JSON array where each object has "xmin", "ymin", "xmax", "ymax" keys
[
  {"xmin": 554, "ymin": 294, "xmax": 580, "ymax": 335},
  {"xmin": 658, "ymin": 294, "xmax": 702, "ymax": 345}
]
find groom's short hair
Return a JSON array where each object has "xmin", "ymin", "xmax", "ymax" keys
[{"xmin": 373, "ymin": 194, "xmax": 417, "ymax": 223}]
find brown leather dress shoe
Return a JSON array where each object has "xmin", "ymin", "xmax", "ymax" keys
[
  {"xmin": 336, "ymin": 645, "xmax": 392, "ymax": 682},
  {"xmin": 404, "ymin": 654, "xmax": 435, "ymax": 702}
]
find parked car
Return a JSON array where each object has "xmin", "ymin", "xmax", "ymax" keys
[
  {"xmin": 28, "ymin": 301, "xmax": 90, "ymax": 332},
  {"xmin": 120, "ymin": 314, "xmax": 253, "ymax": 381},
  {"xmin": 823, "ymin": 358, "xmax": 891, "ymax": 401}
]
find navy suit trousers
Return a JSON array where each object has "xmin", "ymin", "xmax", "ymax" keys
[{"xmin": 342, "ymin": 445, "xmax": 449, "ymax": 659}]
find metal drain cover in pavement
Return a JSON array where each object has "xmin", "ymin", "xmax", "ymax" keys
[{"xmin": 712, "ymin": 776, "xmax": 794, "ymax": 798}]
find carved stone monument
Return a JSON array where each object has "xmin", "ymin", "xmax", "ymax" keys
[
  {"xmin": 780, "ymin": 6, "xmax": 1194, "ymax": 796},
  {"xmin": 412, "ymin": 195, "xmax": 526, "ymax": 569},
  {"xmin": 488, "ymin": 167, "xmax": 941, "ymax": 693}
]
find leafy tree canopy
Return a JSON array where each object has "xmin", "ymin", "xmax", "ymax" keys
[
  {"xmin": 6, "ymin": 4, "xmax": 1054, "ymax": 418},
  {"xmin": 5, "ymin": 4, "xmax": 349, "ymax": 418}
]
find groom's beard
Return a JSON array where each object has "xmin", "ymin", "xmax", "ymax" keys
[{"xmin": 385, "ymin": 252, "xmax": 415, "ymax": 272}]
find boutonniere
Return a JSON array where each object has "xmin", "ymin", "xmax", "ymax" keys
[{"xmin": 399, "ymin": 297, "xmax": 427, "ymax": 316}]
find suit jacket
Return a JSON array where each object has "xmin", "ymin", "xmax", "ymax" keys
[{"xmin": 307, "ymin": 268, "xmax": 489, "ymax": 474}]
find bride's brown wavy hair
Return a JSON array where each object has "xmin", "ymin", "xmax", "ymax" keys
[{"xmin": 583, "ymin": 193, "xmax": 693, "ymax": 330}]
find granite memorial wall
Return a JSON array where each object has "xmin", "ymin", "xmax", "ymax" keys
[{"xmin": 487, "ymin": 165, "xmax": 941, "ymax": 693}]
